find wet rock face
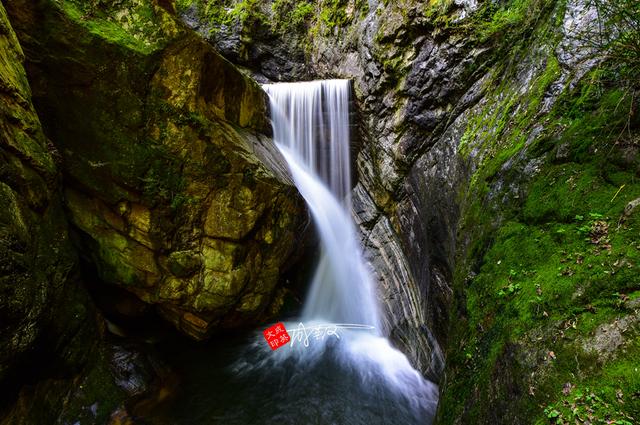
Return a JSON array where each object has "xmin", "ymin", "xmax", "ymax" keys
[
  {"xmin": 0, "ymin": 2, "xmax": 93, "ymax": 386},
  {"xmin": 180, "ymin": 3, "xmax": 310, "ymax": 82},
  {"xmin": 6, "ymin": 0, "xmax": 309, "ymax": 340},
  {"xmin": 310, "ymin": 3, "xmax": 480, "ymax": 380}
]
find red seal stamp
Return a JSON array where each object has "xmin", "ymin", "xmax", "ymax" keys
[{"xmin": 263, "ymin": 322, "xmax": 290, "ymax": 350}]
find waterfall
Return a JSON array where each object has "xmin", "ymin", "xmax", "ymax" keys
[
  {"xmin": 257, "ymin": 80, "xmax": 438, "ymax": 423},
  {"xmin": 264, "ymin": 80, "xmax": 380, "ymax": 330}
]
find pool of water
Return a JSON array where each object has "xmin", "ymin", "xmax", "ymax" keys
[{"xmin": 145, "ymin": 325, "xmax": 438, "ymax": 425}]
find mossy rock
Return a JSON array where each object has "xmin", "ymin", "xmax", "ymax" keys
[
  {"xmin": 439, "ymin": 38, "xmax": 640, "ymax": 425},
  {"xmin": 5, "ymin": 0, "xmax": 308, "ymax": 340},
  {"xmin": 0, "ymin": 1, "xmax": 97, "ymax": 391}
]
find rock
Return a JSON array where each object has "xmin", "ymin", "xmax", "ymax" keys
[
  {"xmin": 0, "ymin": 1, "xmax": 95, "ymax": 387},
  {"xmin": 178, "ymin": 1, "xmax": 310, "ymax": 82},
  {"xmin": 1, "ymin": 341, "xmax": 166, "ymax": 424},
  {"xmin": 623, "ymin": 197, "xmax": 640, "ymax": 219},
  {"xmin": 582, "ymin": 312, "xmax": 640, "ymax": 361},
  {"xmin": 5, "ymin": 0, "xmax": 309, "ymax": 340}
]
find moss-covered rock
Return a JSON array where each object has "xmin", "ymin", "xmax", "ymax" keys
[
  {"xmin": 434, "ymin": 0, "xmax": 640, "ymax": 421},
  {"xmin": 0, "ymin": 4, "xmax": 135, "ymax": 423},
  {"xmin": 439, "ymin": 69, "xmax": 640, "ymax": 423},
  {"xmin": 5, "ymin": 0, "xmax": 308, "ymax": 340},
  {"xmin": 0, "ymin": 0, "xmax": 92, "ymax": 387}
]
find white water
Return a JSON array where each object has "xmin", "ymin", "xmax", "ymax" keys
[
  {"xmin": 265, "ymin": 80, "xmax": 379, "ymax": 329},
  {"xmin": 257, "ymin": 80, "xmax": 438, "ymax": 421}
]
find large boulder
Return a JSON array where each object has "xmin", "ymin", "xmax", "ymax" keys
[{"xmin": 5, "ymin": 0, "xmax": 308, "ymax": 340}]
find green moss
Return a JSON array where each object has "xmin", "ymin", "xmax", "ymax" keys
[
  {"xmin": 195, "ymin": 0, "xmax": 267, "ymax": 33},
  {"xmin": 271, "ymin": 0, "xmax": 315, "ymax": 33},
  {"xmin": 459, "ymin": 50, "xmax": 562, "ymax": 182},
  {"xmin": 539, "ymin": 352, "xmax": 640, "ymax": 424},
  {"xmin": 176, "ymin": 0, "xmax": 198, "ymax": 12},
  {"xmin": 59, "ymin": 350, "xmax": 127, "ymax": 424},
  {"xmin": 442, "ymin": 34, "xmax": 640, "ymax": 422},
  {"xmin": 58, "ymin": 0, "xmax": 167, "ymax": 54},
  {"xmin": 444, "ymin": 173, "xmax": 640, "ymax": 421}
]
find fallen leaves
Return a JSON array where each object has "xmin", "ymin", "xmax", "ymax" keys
[{"xmin": 590, "ymin": 220, "xmax": 612, "ymax": 253}]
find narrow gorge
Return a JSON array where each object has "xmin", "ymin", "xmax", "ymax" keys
[{"xmin": 0, "ymin": 0, "xmax": 638, "ymax": 424}]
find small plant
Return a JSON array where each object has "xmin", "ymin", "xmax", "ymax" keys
[
  {"xmin": 544, "ymin": 407, "xmax": 561, "ymax": 420},
  {"xmin": 543, "ymin": 386, "xmax": 636, "ymax": 424},
  {"xmin": 577, "ymin": 224, "xmax": 592, "ymax": 234},
  {"xmin": 140, "ymin": 157, "xmax": 188, "ymax": 212},
  {"xmin": 580, "ymin": 0, "xmax": 640, "ymax": 138},
  {"xmin": 498, "ymin": 282, "xmax": 521, "ymax": 297}
]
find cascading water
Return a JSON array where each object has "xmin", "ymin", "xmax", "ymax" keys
[
  {"xmin": 264, "ymin": 80, "xmax": 380, "ymax": 329},
  {"xmin": 156, "ymin": 80, "xmax": 438, "ymax": 425},
  {"xmin": 262, "ymin": 80, "xmax": 438, "ymax": 422}
]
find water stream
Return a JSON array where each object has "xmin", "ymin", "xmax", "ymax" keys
[
  {"xmin": 154, "ymin": 80, "xmax": 438, "ymax": 424},
  {"xmin": 264, "ymin": 80, "xmax": 379, "ymax": 329}
]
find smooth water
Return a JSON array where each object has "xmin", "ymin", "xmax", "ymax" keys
[
  {"xmin": 264, "ymin": 80, "xmax": 380, "ymax": 329},
  {"xmin": 151, "ymin": 80, "xmax": 438, "ymax": 425}
]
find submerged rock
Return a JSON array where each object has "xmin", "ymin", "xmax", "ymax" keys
[{"xmin": 5, "ymin": 0, "xmax": 309, "ymax": 340}]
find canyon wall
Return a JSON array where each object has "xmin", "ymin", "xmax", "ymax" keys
[{"xmin": 181, "ymin": 0, "xmax": 640, "ymax": 422}]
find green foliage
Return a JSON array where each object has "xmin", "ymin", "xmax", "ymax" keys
[
  {"xmin": 585, "ymin": 0, "xmax": 640, "ymax": 90},
  {"xmin": 140, "ymin": 155, "xmax": 188, "ymax": 211},
  {"xmin": 197, "ymin": 0, "xmax": 267, "ymax": 32},
  {"xmin": 271, "ymin": 0, "xmax": 315, "ymax": 33},
  {"xmin": 573, "ymin": 0, "xmax": 640, "ymax": 139}
]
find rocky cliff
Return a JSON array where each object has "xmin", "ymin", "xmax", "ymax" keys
[
  {"xmin": 1, "ymin": 0, "xmax": 311, "ymax": 422},
  {"xmin": 1, "ymin": 0, "xmax": 638, "ymax": 422},
  {"xmin": 181, "ymin": 0, "xmax": 640, "ymax": 423},
  {"xmin": 0, "ymin": 3, "xmax": 134, "ymax": 423},
  {"xmin": 0, "ymin": 0, "xmax": 93, "ymax": 394},
  {"xmin": 5, "ymin": 0, "xmax": 309, "ymax": 341}
]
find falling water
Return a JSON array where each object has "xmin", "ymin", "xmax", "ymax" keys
[
  {"xmin": 264, "ymin": 80, "xmax": 380, "ymax": 330},
  {"xmin": 260, "ymin": 79, "xmax": 439, "ymax": 422}
]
